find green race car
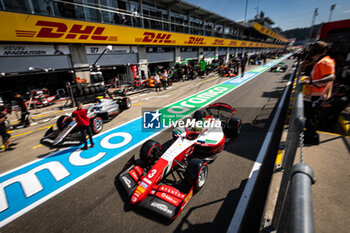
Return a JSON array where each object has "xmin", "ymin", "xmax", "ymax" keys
[{"xmin": 270, "ymin": 62, "xmax": 288, "ymax": 72}]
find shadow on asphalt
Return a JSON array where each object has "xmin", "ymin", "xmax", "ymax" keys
[
  {"xmin": 173, "ymin": 179, "xmax": 248, "ymax": 233},
  {"xmin": 36, "ymin": 147, "xmax": 78, "ymax": 158}
]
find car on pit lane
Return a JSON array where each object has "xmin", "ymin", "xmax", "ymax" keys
[
  {"xmin": 218, "ymin": 65, "xmax": 237, "ymax": 77},
  {"xmin": 118, "ymin": 103, "xmax": 242, "ymax": 219},
  {"xmin": 269, "ymin": 62, "xmax": 288, "ymax": 72},
  {"xmin": 40, "ymin": 97, "xmax": 131, "ymax": 148}
]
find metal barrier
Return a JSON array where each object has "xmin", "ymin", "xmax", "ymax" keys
[
  {"xmin": 290, "ymin": 163, "xmax": 316, "ymax": 233},
  {"xmin": 268, "ymin": 65, "xmax": 316, "ymax": 233}
]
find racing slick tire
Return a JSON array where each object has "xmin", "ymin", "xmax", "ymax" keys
[
  {"xmin": 72, "ymin": 87, "xmax": 77, "ymax": 97},
  {"xmin": 89, "ymin": 86, "xmax": 96, "ymax": 95},
  {"xmin": 93, "ymin": 86, "xmax": 100, "ymax": 96},
  {"xmin": 193, "ymin": 110, "xmax": 206, "ymax": 121},
  {"xmin": 91, "ymin": 117, "xmax": 103, "ymax": 134},
  {"xmin": 225, "ymin": 117, "xmax": 242, "ymax": 138},
  {"xmin": 83, "ymin": 87, "xmax": 90, "ymax": 96},
  {"xmin": 140, "ymin": 139, "xmax": 162, "ymax": 164},
  {"xmin": 121, "ymin": 97, "xmax": 131, "ymax": 109},
  {"xmin": 76, "ymin": 86, "xmax": 84, "ymax": 97},
  {"xmin": 186, "ymin": 159, "xmax": 208, "ymax": 192},
  {"xmin": 56, "ymin": 116, "xmax": 72, "ymax": 131}
]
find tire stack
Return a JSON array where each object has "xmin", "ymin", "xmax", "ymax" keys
[{"xmin": 71, "ymin": 73, "xmax": 106, "ymax": 103}]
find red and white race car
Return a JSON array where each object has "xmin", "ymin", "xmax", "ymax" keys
[
  {"xmin": 118, "ymin": 103, "xmax": 242, "ymax": 219},
  {"xmin": 26, "ymin": 88, "xmax": 56, "ymax": 107}
]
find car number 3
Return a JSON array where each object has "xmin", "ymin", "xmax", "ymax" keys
[{"xmin": 148, "ymin": 169, "xmax": 157, "ymax": 178}]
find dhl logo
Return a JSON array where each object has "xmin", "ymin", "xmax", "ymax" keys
[
  {"xmin": 229, "ymin": 41, "xmax": 238, "ymax": 46},
  {"xmin": 15, "ymin": 20, "xmax": 118, "ymax": 41},
  {"xmin": 185, "ymin": 36, "xmax": 205, "ymax": 45},
  {"xmin": 135, "ymin": 32, "xmax": 175, "ymax": 44},
  {"xmin": 211, "ymin": 39, "xmax": 224, "ymax": 45}
]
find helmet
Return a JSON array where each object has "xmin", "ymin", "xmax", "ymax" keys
[{"xmin": 193, "ymin": 110, "xmax": 206, "ymax": 121}]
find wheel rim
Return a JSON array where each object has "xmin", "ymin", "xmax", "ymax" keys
[
  {"xmin": 94, "ymin": 119, "xmax": 103, "ymax": 132},
  {"xmin": 237, "ymin": 122, "xmax": 241, "ymax": 134},
  {"xmin": 197, "ymin": 165, "xmax": 208, "ymax": 188},
  {"xmin": 150, "ymin": 146, "xmax": 159, "ymax": 157},
  {"xmin": 127, "ymin": 99, "xmax": 131, "ymax": 108}
]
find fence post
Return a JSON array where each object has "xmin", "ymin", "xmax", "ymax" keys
[{"xmin": 290, "ymin": 163, "xmax": 316, "ymax": 233}]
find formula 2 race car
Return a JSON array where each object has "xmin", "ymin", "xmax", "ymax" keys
[
  {"xmin": 118, "ymin": 103, "xmax": 241, "ymax": 219},
  {"xmin": 219, "ymin": 66, "xmax": 237, "ymax": 77},
  {"xmin": 40, "ymin": 97, "xmax": 131, "ymax": 148},
  {"xmin": 270, "ymin": 62, "xmax": 288, "ymax": 72},
  {"xmin": 26, "ymin": 88, "xmax": 56, "ymax": 108}
]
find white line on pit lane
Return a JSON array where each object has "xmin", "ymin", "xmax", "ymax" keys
[{"xmin": 226, "ymin": 62, "xmax": 294, "ymax": 233}]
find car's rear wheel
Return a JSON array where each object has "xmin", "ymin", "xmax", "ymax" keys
[
  {"xmin": 91, "ymin": 117, "xmax": 103, "ymax": 134},
  {"xmin": 186, "ymin": 159, "xmax": 208, "ymax": 192},
  {"xmin": 225, "ymin": 117, "xmax": 242, "ymax": 138},
  {"xmin": 57, "ymin": 116, "xmax": 72, "ymax": 131},
  {"xmin": 140, "ymin": 139, "xmax": 162, "ymax": 164}
]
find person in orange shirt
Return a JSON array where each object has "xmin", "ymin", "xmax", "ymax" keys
[{"xmin": 302, "ymin": 41, "xmax": 336, "ymax": 145}]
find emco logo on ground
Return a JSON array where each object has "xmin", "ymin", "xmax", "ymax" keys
[
  {"xmin": 15, "ymin": 20, "xmax": 118, "ymax": 41},
  {"xmin": 135, "ymin": 32, "xmax": 175, "ymax": 44}
]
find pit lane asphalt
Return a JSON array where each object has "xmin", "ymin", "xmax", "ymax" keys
[
  {"xmin": 1, "ymin": 59, "xmax": 295, "ymax": 233},
  {"xmin": 0, "ymin": 62, "xmax": 270, "ymax": 173}
]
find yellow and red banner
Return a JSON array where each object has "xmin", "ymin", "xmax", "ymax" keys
[
  {"xmin": 0, "ymin": 12, "xmax": 284, "ymax": 48},
  {"xmin": 253, "ymin": 22, "xmax": 288, "ymax": 42}
]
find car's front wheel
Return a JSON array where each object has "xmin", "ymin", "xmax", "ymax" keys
[
  {"xmin": 121, "ymin": 97, "xmax": 131, "ymax": 109},
  {"xmin": 140, "ymin": 139, "xmax": 162, "ymax": 164},
  {"xmin": 56, "ymin": 115, "xmax": 72, "ymax": 131},
  {"xmin": 186, "ymin": 159, "xmax": 208, "ymax": 192}
]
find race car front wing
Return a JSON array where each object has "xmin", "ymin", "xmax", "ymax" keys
[{"xmin": 118, "ymin": 157, "xmax": 193, "ymax": 219}]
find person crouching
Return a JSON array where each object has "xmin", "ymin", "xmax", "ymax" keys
[{"xmin": 72, "ymin": 102, "xmax": 94, "ymax": 150}]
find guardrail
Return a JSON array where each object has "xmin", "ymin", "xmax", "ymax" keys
[{"xmin": 266, "ymin": 64, "xmax": 316, "ymax": 233}]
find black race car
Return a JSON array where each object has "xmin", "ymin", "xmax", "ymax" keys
[{"xmin": 40, "ymin": 97, "xmax": 130, "ymax": 148}]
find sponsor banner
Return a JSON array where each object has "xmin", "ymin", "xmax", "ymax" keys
[
  {"xmin": 0, "ymin": 44, "xmax": 69, "ymax": 56},
  {"xmin": 85, "ymin": 45, "xmax": 138, "ymax": 54},
  {"xmin": 253, "ymin": 22, "xmax": 288, "ymax": 42},
  {"xmin": 0, "ymin": 11, "xmax": 284, "ymax": 48},
  {"xmin": 0, "ymin": 54, "xmax": 291, "ymax": 227}
]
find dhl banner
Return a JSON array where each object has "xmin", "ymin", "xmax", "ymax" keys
[
  {"xmin": 0, "ymin": 12, "xmax": 284, "ymax": 48},
  {"xmin": 253, "ymin": 22, "xmax": 288, "ymax": 42}
]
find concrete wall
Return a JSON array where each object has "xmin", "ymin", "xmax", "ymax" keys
[
  {"xmin": 87, "ymin": 54, "xmax": 138, "ymax": 66},
  {"xmin": 146, "ymin": 52, "xmax": 174, "ymax": 63},
  {"xmin": 180, "ymin": 52, "xmax": 198, "ymax": 59},
  {"xmin": 0, "ymin": 55, "xmax": 71, "ymax": 73}
]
